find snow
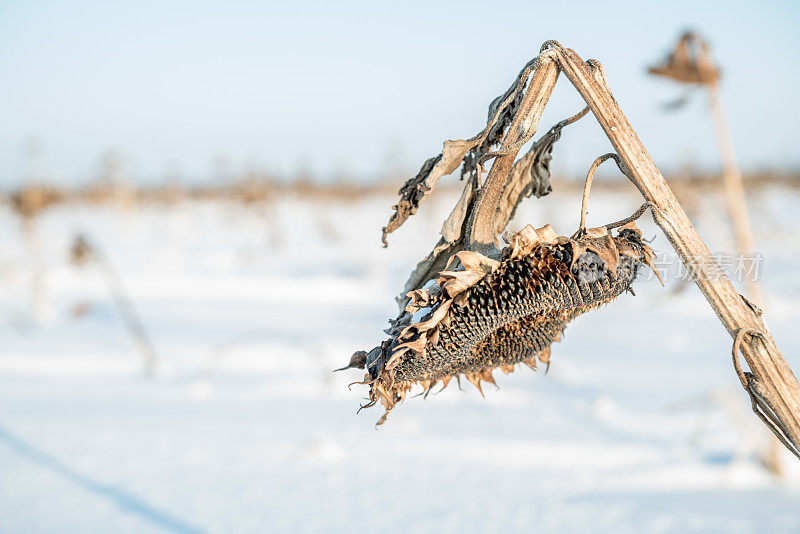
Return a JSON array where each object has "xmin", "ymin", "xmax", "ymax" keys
[{"xmin": 1, "ymin": 184, "xmax": 799, "ymax": 533}]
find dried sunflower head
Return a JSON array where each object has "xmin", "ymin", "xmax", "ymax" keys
[
  {"xmin": 343, "ymin": 222, "xmax": 657, "ymax": 424},
  {"xmin": 70, "ymin": 234, "xmax": 94, "ymax": 266}
]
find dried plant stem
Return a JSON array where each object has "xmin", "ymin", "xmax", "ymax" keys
[
  {"xmin": 605, "ymin": 202, "xmax": 654, "ymax": 231},
  {"xmin": 93, "ymin": 250, "xmax": 158, "ymax": 376},
  {"xmin": 22, "ymin": 216, "xmax": 47, "ymax": 321},
  {"xmin": 466, "ymin": 52, "xmax": 560, "ymax": 252},
  {"xmin": 706, "ymin": 85, "xmax": 763, "ymax": 306},
  {"xmin": 708, "ymin": 81, "xmax": 779, "ymax": 472},
  {"xmin": 577, "ymin": 153, "xmax": 619, "ymax": 235},
  {"xmin": 548, "ymin": 43, "xmax": 800, "ymax": 456}
]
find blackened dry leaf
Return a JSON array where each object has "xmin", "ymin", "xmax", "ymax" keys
[
  {"xmin": 380, "ymin": 58, "xmax": 541, "ymax": 246},
  {"xmin": 381, "ymin": 154, "xmax": 442, "ymax": 246},
  {"xmin": 335, "ymin": 350, "xmax": 368, "ymax": 371}
]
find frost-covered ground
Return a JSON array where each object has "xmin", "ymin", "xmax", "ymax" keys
[{"xmin": 1, "ymin": 183, "xmax": 799, "ymax": 533}]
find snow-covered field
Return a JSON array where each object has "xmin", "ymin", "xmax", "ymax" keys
[{"xmin": 1, "ymin": 183, "xmax": 799, "ymax": 533}]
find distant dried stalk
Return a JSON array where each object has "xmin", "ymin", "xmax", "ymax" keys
[
  {"xmin": 706, "ymin": 77, "xmax": 763, "ymax": 305},
  {"xmin": 649, "ymin": 31, "xmax": 762, "ymax": 305},
  {"xmin": 71, "ymin": 235, "xmax": 158, "ymax": 376},
  {"xmin": 10, "ymin": 186, "xmax": 58, "ymax": 321}
]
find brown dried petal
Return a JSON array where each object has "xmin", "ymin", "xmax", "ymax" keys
[{"xmin": 585, "ymin": 234, "xmax": 620, "ymax": 278}]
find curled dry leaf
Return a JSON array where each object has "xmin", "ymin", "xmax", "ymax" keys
[
  {"xmin": 381, "ymin": 58, "xmax": 543, "ymax": 246},
  {"xmin": 437, "ymin": 251, "xmax": 501, "ymax": 298},
  {"xmin": 336, "ymin": 350, "xmax": 368, "ymax": 372},
  {"xmin": 504, "ymin": 223, "xmax": 559, "ymax": 258}
]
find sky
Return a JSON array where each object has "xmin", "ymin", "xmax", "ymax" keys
[{"xmin": 0, "ymin": 0, "xmax": 798, "ymax": 186}]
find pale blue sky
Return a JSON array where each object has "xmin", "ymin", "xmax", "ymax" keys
[{"xmin": 0, "ymin": 1, "xmax": 798, "ymax": 186}]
